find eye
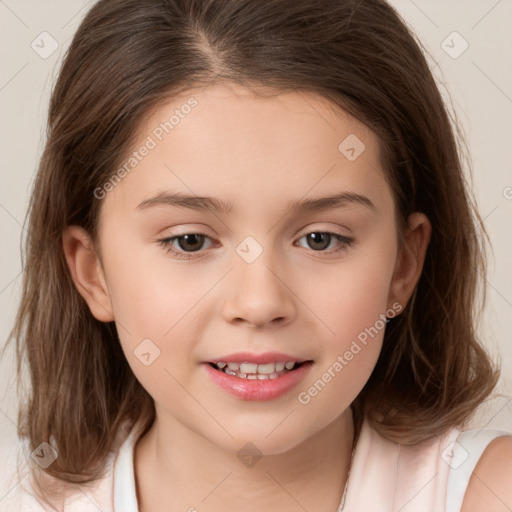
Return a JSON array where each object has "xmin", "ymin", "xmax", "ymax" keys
[
  {"xmin": 296, "ymin": 231, "xmax": 353, "ymax": 253},
  {"xmin": 158, "ymin": 232, "xmax": 216, "ymax": 260}
]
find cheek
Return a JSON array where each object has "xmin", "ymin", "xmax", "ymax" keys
[
  {"xmin": 103, "ymin": 238, "xmax": 211, "ymax": 337},
  {"xmin": 295, "ymin": 261, "xmax": 392, "ymax": 419},
  {"xmin": 303, "ymin": 233, "xmax": 397, "ymax": 346},
  {"xmin": 101, "ymin": 240, "xmax": 218, "ymax": 396}
]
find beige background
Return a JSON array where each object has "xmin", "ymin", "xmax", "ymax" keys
[{"xmin": 1, "ymin": 0, "xmax": 511, "ymax": 491}]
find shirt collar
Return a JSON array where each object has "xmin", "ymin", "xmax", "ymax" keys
[{"xmin": 113, "ymin": 426, "xmax": 140, "ymax": 512}]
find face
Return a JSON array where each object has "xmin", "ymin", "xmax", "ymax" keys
[{"xmin": 66, "ymin": 82, "xmax": 429, "ymax": 455}]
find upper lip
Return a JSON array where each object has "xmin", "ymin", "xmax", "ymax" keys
[{"xmin": 206, "ymin": 351, "xmax": 310, "ymax": 365}]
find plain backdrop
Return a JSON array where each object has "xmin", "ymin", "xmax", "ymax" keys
[{"xmin": 1, "ymin": 0, "xmax": 511, "ymax": 492}]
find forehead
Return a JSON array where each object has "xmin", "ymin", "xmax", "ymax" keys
[{"xmin": 101, "ymin": 82, "xmax": 394, "ymax": 220}]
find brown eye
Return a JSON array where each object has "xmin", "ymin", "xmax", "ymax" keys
[
  {"xmin": 297, "ymin": 231, "xmax": 353, "ymax": 252},
  {"xmin": 158, "ymin": 232, "xmax": 215, "ymax": 260},
  {"xmin": 175, "ymin": 234, "xmax": 206, "ymax": 252},
  {"xmin": 305, "ymin": 232, "xmax": 332, "ymax": 251}
]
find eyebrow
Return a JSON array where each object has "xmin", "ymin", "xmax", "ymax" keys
[{"xmin": 136, "ymin": 191, "xmax": 376, "ymax": 214}]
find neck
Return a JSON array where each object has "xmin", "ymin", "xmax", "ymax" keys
[{"xmin": 134, "ymin": 408, "xmax": 355, "ymax": 512}]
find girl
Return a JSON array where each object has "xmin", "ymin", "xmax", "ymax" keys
[{"xmin": 4, "ymin": 0, "xmax": 512, "ymax": 511}]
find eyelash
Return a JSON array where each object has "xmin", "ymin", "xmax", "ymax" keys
[{"xmin": 158, "ymin": 231, "xmax": 354, "ymax": 260}]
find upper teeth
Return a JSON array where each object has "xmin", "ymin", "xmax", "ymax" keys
[{"xmin": 216, "ymin": 361, "xmax": 296, "ymax": 374}]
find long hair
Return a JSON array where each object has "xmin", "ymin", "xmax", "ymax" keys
[{"xmin": 9, "ymin": 0, "xmax": 499, "ymax": 499}]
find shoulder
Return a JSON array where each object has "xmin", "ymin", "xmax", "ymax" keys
[
  {"xmin": 461, "ymin": 434, "xmax": 512, "ymax": 512},
  {"xmin": 0, "ymin": 435, "xmax": 118, "ymax": 512}
]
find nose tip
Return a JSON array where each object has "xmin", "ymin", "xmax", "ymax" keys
[{"xmin": 221, "ymin": 257, "xmax": 297, "ymax": 328}]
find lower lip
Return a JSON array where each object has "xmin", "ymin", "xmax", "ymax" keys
[{"xmin": 203, "ymin": 362, "xmax": 312, "ymax": 401}]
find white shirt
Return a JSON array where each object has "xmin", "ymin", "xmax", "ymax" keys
[{"xmin": 1, "ymin": 418, "xmax": 510, "ymax": 511}]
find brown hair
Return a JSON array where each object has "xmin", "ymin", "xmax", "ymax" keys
[{"xmin": 8, "ymin": 0, "xmax": 499, "ymax": 500}]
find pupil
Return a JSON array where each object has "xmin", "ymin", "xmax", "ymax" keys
[
  {"xmin": 308, "ymin": 232, "xmax": 330, "ymax": 250},
  {"xmin": 179, "ymin": 234, "xmax": 204, "ymax": 252}
]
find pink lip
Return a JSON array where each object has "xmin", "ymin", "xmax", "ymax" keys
[
  {"xmin": 206, "ymin": 351, "xmax": 308, "ymax": 364},
  {"xmin": 203, "ymin": 361, "xmax": 313, "ymax": 401}
]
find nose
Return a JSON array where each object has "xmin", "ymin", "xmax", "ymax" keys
[{"xmin": 221, "ymin": 247, "xmax": 297, "ymax": 328}]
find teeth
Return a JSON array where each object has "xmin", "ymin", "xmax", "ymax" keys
[
  {"xmin": 256, "ymin": 362, "xmax": 275, "ymax": 375},
  {"xmin": 240, "ymin": 363, "xmax": 258, "ymax": 374},
  {"xmin": 214, "ymin": 360, "xmax": 303, "ymax": 379},
  {"xmin": 217, "ymin": 361, "xmax": 296, "ymax": 372}
]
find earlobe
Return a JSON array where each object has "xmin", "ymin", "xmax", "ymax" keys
[
  {"xmin": 62, "ymin": 225, "xmax": 114, "ymax": 322},
  {"xmin": 388, "ymin": 212, "xmax": 432, "ymax": 312}
]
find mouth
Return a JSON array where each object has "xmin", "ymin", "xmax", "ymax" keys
[
  {"xmin": 203, "ymin": 352, "xmax": 314, "ymax": 400},
  {"xmin": 208, "ymin": 360, "xmax": 309, "ymax": 380}
]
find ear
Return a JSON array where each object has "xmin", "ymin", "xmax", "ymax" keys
[
  {"xmin": 62, "ymin": 225, "xmax": 114, "ymax": 322},
  {"xmin": 387, "ymin": 212, "xmax": 431, "ymax": 312}
]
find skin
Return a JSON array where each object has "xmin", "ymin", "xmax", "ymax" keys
[
  {"xmin": 462, "ymin": 436, "xmax": 512, "ymax": 511},
  {"xmin": 63, "ymin": 82, "xmax": 434, "ymax": 511}
]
